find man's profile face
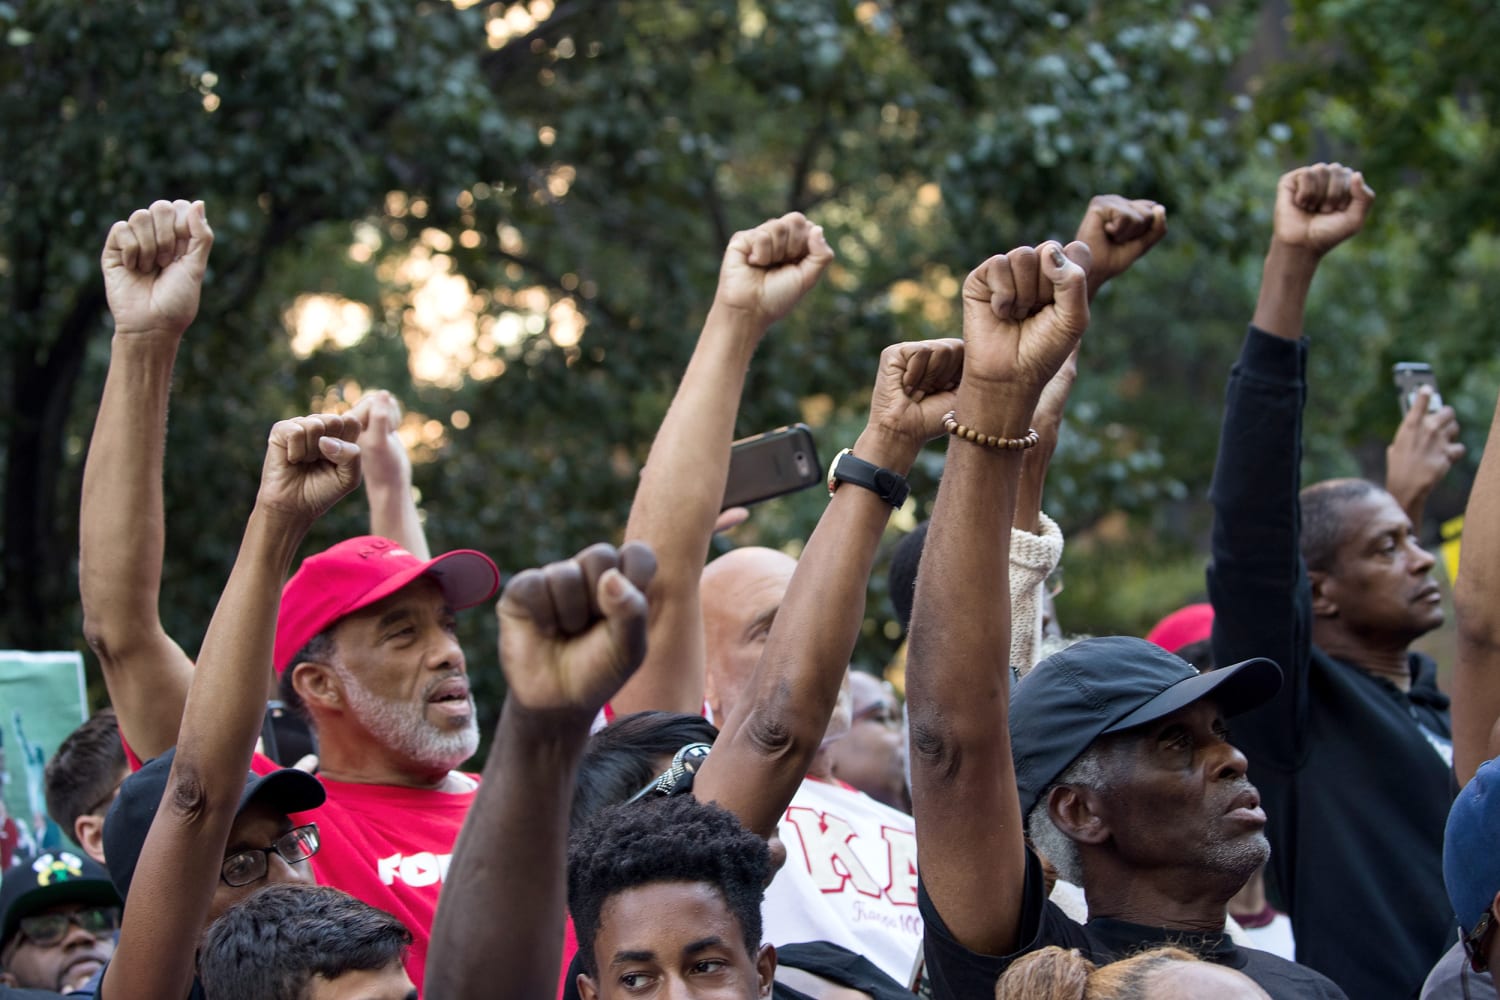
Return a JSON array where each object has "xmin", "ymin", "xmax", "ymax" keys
[
  {"xmin": 1087, "ymin": 699, "xmax": 1269, "ymax": 886},
  {"xmin": 1318, "ymin": 489, "xmax": 1443, "ymax": 641},
  {"xmin": 828, "ymin": 672, "xmax": 908, "ymax": 812},
  {"xmin": 0, "ymin": 901, "xmax": 117, "ymax": 993},
  {"xmin": 579, "ymin": 881, "xmax": 773, "ymax": 999},
  {"xmin": 327, "ymin": 576, "xmax": 478, "ymax": 771},
  {"xmin": 207, "ymin": 801, "xmax": 316, "ymax": 926},
  {"xmin": 305, "ymin": 959, "xmax": 416, "ymax": 1000}
]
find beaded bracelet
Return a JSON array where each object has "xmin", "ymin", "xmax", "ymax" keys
[{"xmin": 943, "ymin": 411, "xmax": 1040, "ymax": 451}]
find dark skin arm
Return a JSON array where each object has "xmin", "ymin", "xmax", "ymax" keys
[
  {"xmin": 694, "ymin": 338, "xmax": 963, "ymax": 837},
  {"xmin": 907, "ymin": 240, "xmax": 1092, "ymax": 955},
  {"xmin": 426, "ymin": 542, "xmax": 656, "ymax": 1000},
  {"xmin": 613, "ymin": 213, "xmax": 833, "ymax": 717},
  {"xmin": 1452, "ymin": 389, "xmax": 1500, "ymax": 785},
  {"xmin": 102, "ymin": 413, "xmax": 362, "ymax": 1000}
]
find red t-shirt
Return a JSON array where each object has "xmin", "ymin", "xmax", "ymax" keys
[{"xmin": 247, "ymin": 752, "xmax": 476, "ymax": 992}]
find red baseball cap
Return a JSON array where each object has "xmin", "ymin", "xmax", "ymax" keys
[
  {"xmin": 274, "ymin": 535, "xmax": 500, "ymax": 675},
  {"xmin": 1144, "ymin": 602, "xmax": 1215, "ymax": 655}
]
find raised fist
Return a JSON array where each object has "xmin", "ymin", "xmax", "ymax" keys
[
  {"xmin": 1074, "ymin": 195, "xmax": 1167, "ymax": 288},
  {"xmin": 496, "ymin": 542, "xmax": 657, "ymax": 718},
  {"xmin": 350, "ymin": 390, "xmax": 412, "ymax": 492},
  {"xmin": 865, "ymin": 338, "xmax": 965, "ymax": 454},
  {"xmin": 714, "ymin": 212, "xmax": 835, "ymax": 330},
  {"xmin": 1271, "ymin": 163, "xmax": 1375, "ymax": 256},
  {"xmin": 101, "ymin": 199, "xmax": 214, "ymax": 338},
  {"xmin": 257, "ymin": 414, "xmax": 362, "ymax": 523},
  {"xmin": 960, "ymin": 242, "xmax": 1092, "ymax": 403}
]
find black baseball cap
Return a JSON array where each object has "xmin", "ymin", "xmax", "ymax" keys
[
  {"xmin": 1011, "ymin": 635, "xmax": 1282, "ymax": 818},
  {"xmin": 102, "ymin": 747, "xmax": 326, "ymax": 900},
  {"xmin": 0, "ymin": 849, "xmax": 120, "ymax": 946}
]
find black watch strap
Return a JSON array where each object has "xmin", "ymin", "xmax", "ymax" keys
[{"xmin": 827, "ymin": 448, "xmax": 910, "ymax": 508}]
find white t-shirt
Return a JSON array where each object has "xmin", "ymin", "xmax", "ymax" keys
[{"xmin": 763, "ymin": 776, "xmax": 922, "ymax": 985}]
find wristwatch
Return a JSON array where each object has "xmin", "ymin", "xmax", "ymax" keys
[{"xmin": 827, "ymin": 448, "xmax": 910, "ymax": 508}]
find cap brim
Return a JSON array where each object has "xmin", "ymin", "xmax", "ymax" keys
[
  {"xmin": 422, "ymin": 549, "xmax": 501, "ymax": 609},
  {"xmin": 1103, "ymin": 656, "xmax": 1282, "ymax": 734},
  {"xmin": 240, "ymin": 767, "xmax": 327, "ymax": 818},
  {"xmin": 2, "ymin": 880, "xmax": 121, "ymax": 944}
]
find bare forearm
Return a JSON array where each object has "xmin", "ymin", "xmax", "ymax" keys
[
  {"xmin": 1453, "ymin": 392, "xmax": 1500, "ymax": 783},
  {"xmin": 705, "ymin": 428, "xmax": 912, "ymax": 835},
  {"xmin": 366, "ymin": 480, "xmax": 430, "ymax": 560},
  {"xmin": 1251, "ymin": 241, "xmax": 1322, "ymax": 341},
  {"xmin": 1013, "ymin": 439, "xmax": 1058, "ymax": 534},
  {"xmin": 428, "ymin": 702, "xmax": 589, "ymax": 999},
  {"xmin": 174, "ymin": 507, "xmax": 311, "ymax": 793},
  {"xmin": 615, "ymin": 305, "xmax": 763, "ymax": 715}
]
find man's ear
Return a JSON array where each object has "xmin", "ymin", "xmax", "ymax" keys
[
  {"xmin": 1309, "ymin": 569, "xmax": 1339, "ymax": 619},
  {"xmin": 756, "ymin": 943, "xmax": 777, "ymax": 998},
  {"xmin": 576, "ymin": 972, "xmax": 599, "ymax": 1000},
  {"xmin": 1049, "ymin": 783, "xmax": 1109, "ymax": 846},
  {"xmin": 0, "ymin": 970, "xmax": 19, "ymax": 987},
  {"xmin": 75, "ymin": 813, "xmax": 108, "ymax": 867},
  {"xmin": 291, "ymin": 660, "xmax": 345, "ymax": 714}
]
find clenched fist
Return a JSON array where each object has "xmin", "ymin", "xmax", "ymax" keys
[
  {"xmin": 101, "ymin": 200, "xmax": 214, "ymax": 339},
  {"xmin": 497, "ymin": 542, "xmax": 657, "ymax": 719},
  {"xmin": 1271, "ymin": 163, "xmax": 1374, "ymax": 256},
  {"xmin": 713, "ymin": 212, "xmax": 835, "ymax": 332},
  {"xmin": 959, "ymin": 241, "xmax": 1092, "ymax": 423},
  {"xmin": 863, "ymin": 339, "xmax": 965, "ymax": 466},
  {"xmin": 257, "ymin": 414, "xmax": 362, "ymax": 523},
  {"xmin": 1075, "ymin": 195, "xmax": 1167, "ymax": 289}
]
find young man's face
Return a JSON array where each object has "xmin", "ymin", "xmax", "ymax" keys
[
  {"xmin": 0, "ymin": 901, "xmax": 117, "ymax": 993},
  {"xmin": 325, "ymin": 577, "xmax": 478, "ymax": 771},
  {"xmin": 305, "ymin": 959, "xmax": 416, "ymax": 1000},
  {"xmin": 580, "ymin": 881, "xmax": 774, "ymax": 999},
  {"xmin": 207, "ymin": 801, "xmax": 317, "ymax": 925}
]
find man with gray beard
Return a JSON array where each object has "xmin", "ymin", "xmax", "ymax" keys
[{"xmin": 271, "ymin": 535, "xmax": 500, "ymax": 990}]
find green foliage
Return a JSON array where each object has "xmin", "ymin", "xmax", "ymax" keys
[{"xmin": 7, "ymin": 0, "xmax": 1495, "ymax": 748}]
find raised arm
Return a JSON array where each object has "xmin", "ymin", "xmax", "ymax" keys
[
  {"xmin": 427, "ymin": 542, "xmax": 655, "ymax": 1000},
  {"xmin": 1385, "ymin": 385, "xmax": 1464, "ymax": 531},
  {"xmin": 102, "ymin": 413, "xmax": 362, "ymax": 999},
  {"xmin": 611, "ymin": 213, "xmax": 833, "ymax": 717},
  {"xmin": 694, "ymin": 339, "xmax": 961, "ymax": 836},
  {"xmin": 81, "ymin": 200, "xmax": 212, "ymax": 761},
  {"xmin": 1452, "ymin": 391, "xmax": 1500, "ymax": 784},
  {"xmin": 351, "ymin": 389, "xmax": 432, "ymax": 560},
  {"xmin": 1207, "ymin": 164, "xmax": 1373, "ymax": 771},
  {"xmin": 907, "ymin": 241, "xmax": 1091, "ymax": 956}
]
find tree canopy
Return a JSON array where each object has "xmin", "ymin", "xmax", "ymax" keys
[{"xmin": 3, "ymin": 0, "xmax": 1496, "ymax": 730}]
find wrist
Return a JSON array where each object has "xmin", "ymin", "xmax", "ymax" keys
[
  {"xmin": 1264, "ymin": 238, "xmax": 1325, "ymax": 273},
  {"xmin": 704, "ymin": 301, "xmax": 770, "ymax": 357},
  {"xmin": 244, "ymin": 506, "xmax": 314, "ymax": 566},
  {"xmin": 501, "ymin": 697, "xmax": 595, "ymax": 746},
  {"xmin": 951, "ymin": 383, "xmax": 1040, "ymax": 439},
  {"xmin": 851, "ymin": 427, "xmax": 919, "ymax": 477}
]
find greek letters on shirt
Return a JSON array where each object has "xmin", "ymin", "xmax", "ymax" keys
[
  {"xmin": 782, "ymin": 804, "xmax": 919, "ymax": 907},
  {"xmin": 376, "ymin": 850, "xmax": 454, "ymax": 888}
]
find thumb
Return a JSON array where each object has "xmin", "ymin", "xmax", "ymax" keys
[
  {"xmin": 184, "ymin": 200, "xmax": 214, "ymax": 271},
  {"xmin": 597, "ymin": 568, "xmax": 649, "ymax": 677},
  {"xmin": 1349, "ymin": 172, "xmax": 1375, "ymax": 223},
  {"xmin": 1045, "ymin": 241, "xmax": 1092, "ymax": 336},
  {"xmin": 1403, "ymin": 387, "xmax": 1431, "ymax": 427},
  {"xmin": 318, "ymin": 436, "xmax": 361, "ymax": 466},
  {"xmin": 792, "ymin": 225, "xmax": 835, "ymax": 288}
]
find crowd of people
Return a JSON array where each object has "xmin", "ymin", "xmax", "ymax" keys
[{"xmin": 0, "ymin": 161, "xmax": 1495, "ymax": 1000}]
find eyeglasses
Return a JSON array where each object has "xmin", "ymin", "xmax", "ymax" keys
[
  {"xmin": 625, "ymin": 743, "xmax": 712, "ymax": 805},
  {"xmin": 1465, "ymin": 910, "xmax": 1496, "ymax": 973},
  {"xmin": 220, "ymin": 824, "xmax": 320, "ymax": 887},
  {"xmin": 16, "ymin": 906, "xmax": 120, "ymax": 947}
]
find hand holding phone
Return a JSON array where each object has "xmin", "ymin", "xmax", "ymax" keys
[{"xmin": 1394, "ymin": 362, "xmax": 1442, "ymax": 415}]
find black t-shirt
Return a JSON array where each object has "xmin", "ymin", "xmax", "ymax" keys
[{"xmin": 918, "ymin": 851, "xmax": 1347, "ymax": 1000}]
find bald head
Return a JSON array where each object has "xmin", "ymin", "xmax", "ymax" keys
[{"xmin": 700, "ymin": 547, "xmax": 798, "ymax": 723}]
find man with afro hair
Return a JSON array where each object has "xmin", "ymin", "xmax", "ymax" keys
[{"xmin": 568, "ymin": 795, "xmax": 775, "ymax": 999}]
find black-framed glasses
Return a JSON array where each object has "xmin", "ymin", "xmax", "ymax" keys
[
  {"xmin": 1465, "ymin": 910, "xmax": 1495, "ymax": 973},
  {"xmin": 17, "ymin": 905, "xmax": 120, "ymax": 947},
  {"xmin": 220, "ymin": 824, "xmax": 320, "ymax": 887},
  {"xmin": 625, "ymin": 743, "xmax": 711, "ymax": 805}
]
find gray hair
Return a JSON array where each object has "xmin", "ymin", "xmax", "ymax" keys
[{"xmin": 1025, "ymin": 744, "xmax": 1109, "ymax": 885}]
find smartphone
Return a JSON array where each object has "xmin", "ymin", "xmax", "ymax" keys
[
  {"xmin": 722, "ymin": 424, "xmax": 823, "ymax": 510},
  {"xmin": 1393, "ymin": 362, "xmax": 1442, "ymax": 415}
]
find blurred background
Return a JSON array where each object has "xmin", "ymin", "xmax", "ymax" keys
[{"xmin": 2, "ymin": 0, "xmax": 1496, "ymax": 744}]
